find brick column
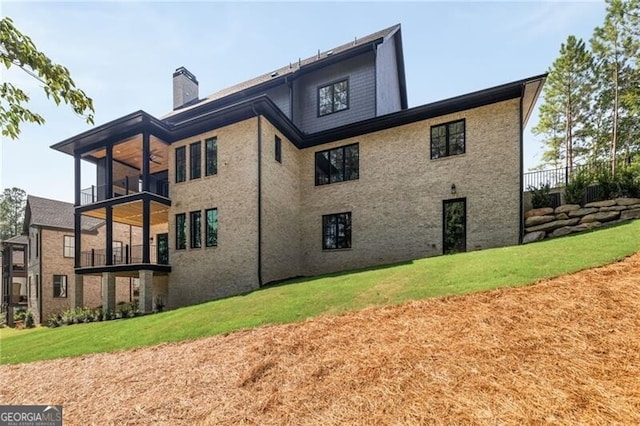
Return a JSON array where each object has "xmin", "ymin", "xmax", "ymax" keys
[
  {"xmin": 101, "ymin": 272, "xmax": 116, "ymax": 311},
  {"xmin": 139, "ymin": 270, "xmax": 154, "ymax": 313},
  {"xmin": 73, "ymin": 274, "xmax": 84, "ymax": 308}
]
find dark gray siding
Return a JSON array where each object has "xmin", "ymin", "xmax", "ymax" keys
[
  {"xmin": 264, "ymin": 85, "xmax": 291, "ymax": 119},
  {"xmin": 376, "ymin": 35, "xmax": 402, "ymax": 115},
  {"xmin": 292, "ymin": 51, "xmax": 376, "ymax": 134}
]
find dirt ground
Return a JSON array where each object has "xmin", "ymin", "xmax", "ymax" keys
[{"xmin": 2, "ymin": 253, "xmax": 640, "ymax": 425}]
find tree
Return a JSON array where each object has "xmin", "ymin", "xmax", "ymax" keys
[
  {"xmin": 590, "ymin": 0, "xmax": 640, "ymax": 173},
  {"xmin": 0, "ymin": 187, "xmax": 26, "ymax": 240},
  {"xmin": 0, "ymin": 17, "xmax": 94, "ymax": 139},
  {"xmin": 533, "ymin": 35, "xmax": 593, "ymax": 173}
]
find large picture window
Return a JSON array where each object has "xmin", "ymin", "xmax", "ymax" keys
[
  {"xmin": 175, "ymin": 146, "xmax": 186, "ymax": 183},
  {"xmin": 430, "ymin": 119, "xmax": 465, "ymax": 159},
  {"xmin": 315, "ymin": 143, "xmax": 359, "ymax": 186},
  {"xmin": 190, "ymin": 210, "xmax": 202, "ymax": 249},
  {"xmin": 205, "ymin": 208, "xmax": 218, "ymax": 247},
  {"xmin": 318, "ymin": 79, "xmax": 348, "ymax": 116},
  {"xmin": 190, "ymin": 141, "xmax": 201, "ymax": 180},
  {"xmin": 63, "ymin": 235, "xmax": 74, "ymax": 258},
  {"xmin": 322, "ymin": 212, "xmax": 352, "ymax": 250},
  {"xmin": 175, "ymin": 213, "xmax": 186, "ymax": 250},
  {"xmin": 53, "ymin": 275, "xmax": 67, "ymax": 298},
  {"xmin": 205, "ymin": 137, "xmax": 217, "ymax": 176}
]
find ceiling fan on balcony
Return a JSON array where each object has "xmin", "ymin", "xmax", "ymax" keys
[{"xmin": 149, "ymin": 149, "xmax": 164, "ymax": 165}]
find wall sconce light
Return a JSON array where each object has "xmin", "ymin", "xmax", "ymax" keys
[{"xmin": 451, "ymin": 184, "xmax": 457, "ymax": 195}]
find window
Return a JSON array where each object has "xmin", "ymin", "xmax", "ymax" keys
[
  {"xmin": 275, "ymin": 135, "xmax": 282, "ymax": 163},
  {"xmin": 322, "ymin": 212, "xmax": 352, "ymax": 250},
  {"xmin": 205, "ymin": 137, "xmax": 217, "ymax": 176},
  {"xmin": 113, "ymin": 241, "xmax": 123, "ymax": 262},
  {"xmin": 190, "ymin": 141, "xmax": 201, "ymax": 179},
  {"xmin": 205, "ymin": 208, "xmax": 218, "ymax": 247},
  {"xmin": 190, "ymin": 211, "xmax": 202, "ymax": 249},
  {"xmin": 35, "ymin": 233, "xmax": 39, "ymax": 258},
  {"xmin": 53, "ymin": 275, "xmax": 67, "ymax": 298},
  {"xmin": 63, "ymin": 235, "xmax": 74, "ymax": 258},
  {"xmin": 430, "ymin": 119, "xmax": 465, "ymax": 159},
  {"xmin": 175, "ymin": 213, "xmax": 186, "ymax": 250},
  {"xmin": 318, "ymin": 79, "xmax": 349, "ymax": 116},
  {"xmin": 315, "ymin": 143, "xmax": 359, "ymax": 186},
  {"xmin": 175, "ymin": 146, "xmax": 186, "ymax": 183}
]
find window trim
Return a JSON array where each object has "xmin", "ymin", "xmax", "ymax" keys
[
  {"xmin": 190, "ymin": 210, "xmax": 202, "ymax": 249},
  {"xmin": 205, "ymin": 208, "xmax": 218, "ymax": 247},
  {"xmin": 190, "ymin": 141, "xmax": 202, "ymax": 180},
  {"xmin": 175, "ymin": 146, "xmax": 186, "ymax": 183},
  {"xmin": 53, "ymin": 274, "xmax": 68, "ymax": 298},
  {"xmin": 205, "ymin": 137, "xmax": 218, "ymax": 176},
  {"xmin": 63, "ymin": 235, "xmax": 74, "ymax": 258},
  {"xmin": 315, "ymin": 143, "xmax": 359, "ymax": 186},
  {"xmin": 322, "ymin": 211, "xmax": 352, "ymax": 250},
  {"xmin": 317, "ymin": 78, "xmax": 350, "ymax": 117},
  {"xmin": 430, "ymin": 119, "xmax": 466, "ymax": 160},
  {"xmin": 274, "ymin": 135, "xmax": 282, "ymax": 163},
  {"xmin": 175, "ymin": 213, "xmax": 186, "ymax": 250}
]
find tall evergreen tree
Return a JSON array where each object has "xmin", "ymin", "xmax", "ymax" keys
[
  {"xmin": 0, "ymin": 187, "xmax": 26, "ymax": 240},
  {"xmin": 533, "ymin": 35, "xmax": 593, "ymax": 173}
]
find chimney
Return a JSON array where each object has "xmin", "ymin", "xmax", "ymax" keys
[{"xmin": 173, "ymin": 66, "xmax": 199, "ymax": 110}]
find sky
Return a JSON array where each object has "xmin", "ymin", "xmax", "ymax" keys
[{"xmin": 1, "ymin": 1, "xmax": 607, "ymax": 203}]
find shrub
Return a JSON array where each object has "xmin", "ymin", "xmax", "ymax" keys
[
  {"xmin": 564, "ymin": 169, "xmax": 592, "ymax": 205},
  {"xmin": 528, "ymin": 183, "xmax": 552, "ymax": 209},
  {"xmin": 24, "ymin": 311, "xmax": 35, "ymax": 328},
  {"xmin": 47, "ymin": 314, "xmax": 62, "ymax": 328},
  {"xmin": 13, "ymin": 308, "xmax": 26, "ymax": 322}
]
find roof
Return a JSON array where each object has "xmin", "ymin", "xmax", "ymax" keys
[
  {"xmin": 2, "ymin": 235, "xmax": 28, "ymax": 245},
  {"xmin": 24, "ymin": 195, "xmax": 103, "ymax": 233},
  {"xmin": 163, "ymin": 24, "xmax": 403, "ymax": 120}
]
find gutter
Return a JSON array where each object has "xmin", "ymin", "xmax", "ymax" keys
[{"xmin": 252, "ymin": 105, "xmax": 263, "ymax": 287}]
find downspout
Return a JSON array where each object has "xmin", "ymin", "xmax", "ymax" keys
[
  {"xmin": 519, "ymin": 88, "xmax": 524, "ymax": 244},
  {"xmin": 38, "ymin": 227, "xmax": 43, "ymax": 322},
  {"xmin": 252, "ymin": 105, "xmax": 263, "ymax": 287}
]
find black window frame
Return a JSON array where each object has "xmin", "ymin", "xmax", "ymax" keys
[
  {"xmin": 205, "ymin": 137, "xmax": 218, "ymax": 176},
  {"xmin": 53, "ymin": 274, "xmax": 67, "ymax": 298},
  {"xmin": 275, "ymin": 135, "xmax": 282, "ymax": 163},
  {"xmin": 175, "ymin": 146, "xmax": 186, "ymax": 183},
  {"xmin": 190, "ymin": 210, "xmax": 202, "ymax": 249},
  {"xmin": 430, "ymin": 119, "xmax": 466, "ymax": 160},
  {"xmin": 63, "ymin": 235, "xmax": 74, "ymax": 258},
  {"xmin": 175, "ymin": 213, "xmax": 186, "ymax": 250},
  {"xmin": 205, "ymin": 208, "xmax": 218, "ymax": 247},
  {"xmin": 113, "ymin": 241, "xmax": 123, "ymax": 263},
  {"xmin": 317, "ymin": 78, "xmax": 349, "ymax": 117},
  {"xmin": 322, "ymin": 212, "xmax": 352, "ymax": 250},
  {"xmin": 315, "ymin": 143, "xmax": 359, "ymax": 186},
  {"xmin": 190, "ymin": 141, "xmax": 202, "ymax": 180}
]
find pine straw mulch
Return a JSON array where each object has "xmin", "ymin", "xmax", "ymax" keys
[{"xmin": 2, "ymin": 254, "xmax": 640, "ymax": 425}]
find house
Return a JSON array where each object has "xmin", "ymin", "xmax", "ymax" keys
[
  {"xmin": 1, "ymin": 195, "xmax": 139, "ymax": 323},
  {"xmin": 50, "ymin": 24, "xmax": 546, "ymax": 315}
]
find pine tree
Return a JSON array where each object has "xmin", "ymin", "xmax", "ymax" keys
[{"xmin": 533, "ymin": 35, "xmax": 593, "ymax": 174}]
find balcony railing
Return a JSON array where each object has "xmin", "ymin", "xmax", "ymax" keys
[
  {"xmin": 79, "ymin": 244, "xmax": 169, "ymax": 267},
  {"xmin": 80, "ymin": 177, "xmax": 169, "ymax": 205},
  {"xmin": 524, "ymin": 157, "xmax": 635, "ymax": 191}
]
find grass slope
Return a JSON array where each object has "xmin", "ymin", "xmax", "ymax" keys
[{"xmin": 2, "ymin": 220, "xmax": 639, "ymax": 365}]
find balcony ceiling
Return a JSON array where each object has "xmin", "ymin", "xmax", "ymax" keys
[
  {"xmin": 88, "ymin": 134, "xmax": 169, "ymax": 174},
  {"xmin": 82, "ymin": 200, "xmax": 169, "ymax": 227}
]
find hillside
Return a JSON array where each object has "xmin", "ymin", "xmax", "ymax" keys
[{"xmin": 1, "ymin": 252, "xmax": 639, "ymax": 425}]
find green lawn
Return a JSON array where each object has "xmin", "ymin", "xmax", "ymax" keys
[{"xmin": 2, "ymin": 220, "xmax": 640, "ymax": 365}]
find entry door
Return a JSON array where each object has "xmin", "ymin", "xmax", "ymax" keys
[
  {"xmin": 157, "ymin": 233, "xmax": 169, "ymax": 264},
  {"xmin": 443, "ymin": 198, "xmax": 466, "ymax": 254}
]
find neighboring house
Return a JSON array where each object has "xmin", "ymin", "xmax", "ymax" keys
[
  {"xmin": 7, "ymin": 195, "xmax": 139, "ymax": 323},
  {"xmin": 50, "ymin": 24, "xmax": 546, "ymax": 314}
]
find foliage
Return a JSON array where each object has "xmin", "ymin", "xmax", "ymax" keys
[
  {"xmin": 3, "ymin": 219, "xmax": 640, "ymax": 364},
  {"xmin": 564, "ymin": 169, "xmax": 595, "ymax": 205},
  {"xmin": 24, "ymin": 310, "xmax": 35, "ymax": 328},
  {"xmin": 12, "ymin": 307, "xmax": 26, "ymax": 322},
  {"xmin": 528, "ymin": 183, "xmax": 553, "ymax": 208},
  {"xmin": 45, "ymin": 303, "xmax": 141, "ymax": 328},
  {"xmin": 0, "ymin": 187, "xmax": 26, "ymax": 240},
  {"xmin": 591, "ymin": 165, "xmax": 640, "ymax": 199},
  {"xmin": 0, "ymin": 17, "xmax": 94, "ymax": 139}
]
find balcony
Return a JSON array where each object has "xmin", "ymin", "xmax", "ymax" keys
[
  {"xmin": 81, "ymin": 176, "xmax": 169, "ymax": 206},
  {"xmin": 80, "ymin": 244, "xmax": 169, "ymax": 268}
]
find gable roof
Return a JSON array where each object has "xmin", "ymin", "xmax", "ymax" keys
[
  {"xmin": 1, "ymin": 234, "xmax": 28, "ymax": 245},
  {"xmin": 163, "ymin": 24, "xmax": 404, "ymax": 120},
  {"xmin": 23, "ymin": 195, "xmax": 103, "ymax": 233}
]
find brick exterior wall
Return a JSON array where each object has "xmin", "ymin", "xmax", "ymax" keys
[{"xmin": 163, "ymin": 98, "xmax": 521, "ymax": 307}]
